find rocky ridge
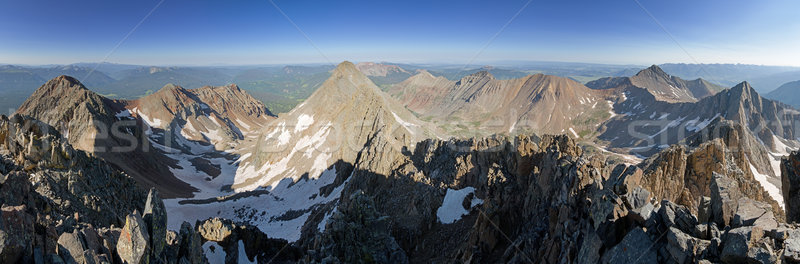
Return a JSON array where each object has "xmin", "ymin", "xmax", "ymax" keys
[
  {"xmin": 15, "ymin": 75, "xmax": 275, "ymax": 198},
  {"xmin": 587, "ymin": 65, "xmax": 726, "ymax": 103},
  {"xmin": 0, "ymin": 117, "xmax": 294, "ymax": 263},
  {"xmin": 389, "ymin": 70, "xmax": 614, "ymax": 137}
]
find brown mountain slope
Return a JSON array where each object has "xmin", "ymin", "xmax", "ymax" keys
[
  {"xmin": 355, "ymin": 62, "xmax": 409, "ymax": 77},
  {"xmin": 389, "ymin": 71, "xmax": 614, "ymax": 138},
  {"xmin": 15, "ymin": 75, "xmax": 275, "ymax": 198},
  {"xmin": 127, "ymin": 83, "xmax": 274, "ymax": 151},
  {"xmin": 15, "ymin": 76, "xmax": 195, "ymax": 198},
  {"xmin": 387, "ymin": 70, "xmax": 455, "ymax": 112},
  {"xmin": 234, "ymin": 61, "xmax": 432, "ymax": 191}
]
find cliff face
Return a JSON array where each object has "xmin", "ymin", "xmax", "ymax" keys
[
  {"xmin": 782, "ymin": 151, "xmax": 800, "ymax": 222},
  {"xmin": 637, "ymin": 120, "xmax": 784, "ymax": 219}
]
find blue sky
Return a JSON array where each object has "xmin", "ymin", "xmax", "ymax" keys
[{"xmin": 1, "ymin": 0, "xmax": 799, "ymax": 66}]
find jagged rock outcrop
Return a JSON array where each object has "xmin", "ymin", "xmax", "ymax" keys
[
  {"xmin": 177, "ymin": 222, "xmax": 207, "ymax": 264},
  {"xmin": 143, "ymin": 188, "xmax": 167, "ymax": 262},
  {"xmin": 293, "ymin": 129, "xmax": 799, "ymax": 263},
  {"xmin": 0, "ymin": 205, "xmax": 34, "ymax": 263},
  {"xmin": 194, "ymin": 217, "xmax": 299, "ymax": 263},
  {"xmin": 636, "ymin": 120, "xmax": 784, "ymax": 220},
  {"xmin": 598, "ymin": 79, "xmax": 800, "ymax": 163},
  {"xmin": 0, "ymin": 114, "xmax": 146, "ymax": 226},
  {"xmin": 117, "ymin": 211, "xmax": 151, "ymax": 264},
  {"xmin": 307, "ymin": 191, "xmax": 408, "ymax": 263},
  {"xmin": 783, "ymin": 151, "xmax": 800, "ymax": 223}
]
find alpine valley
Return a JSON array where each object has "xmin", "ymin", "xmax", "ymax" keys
[{"xmin": 5, "ymin": 60, "xmax": 800, "ymax": 264}]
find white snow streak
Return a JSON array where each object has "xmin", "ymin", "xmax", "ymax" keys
[{"xmin": 437, "ymin": 187, "xmax": 483, "ymax": 224}]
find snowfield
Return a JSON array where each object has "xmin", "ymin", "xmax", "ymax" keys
[{"xmin": 437, "ymin": 187, "xmax": 483, "ymax": 224}]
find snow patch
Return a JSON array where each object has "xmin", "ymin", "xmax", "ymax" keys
[
  {"xmin": 569, "ymin": 127, "xmax": 580, "ymax": 138},
  {"xmin": 295, "ymin": 114, "xmax": 314, "ymax": 132},
  {"xmin": 165, "ymin": 167, "xmax": 348, "ymax": 243},
  {"xmin": 606, "ymin": 101, "xmax": 617, "ymax": 118},
  {"xmin": 750, "ymin": 162, "xmax": 784, "ymax": 209},
  {"xmin": 203, "ymin": 241, "xmax": 226, "ymax": 264},
  {"xmin": 437, "ymin": 187, "xmax": 483, "ymax": 224},
  {"xmin": 685, "ymin": 114, "xmax": 720, "ymax": 133},
  {"xmin": 649, "ymin": 116, "xmax": 687, "ymax": 139},
  {"xmin": 392, "ymin": 112, "xmax": 418, "ymax": 134},
  {"xmin": 135, "ymin": 108, "xmax": 165, "ymax": 128},
  {"xmin": 115, "ymin": 109, "xmax": 133, "ymax": 119}
]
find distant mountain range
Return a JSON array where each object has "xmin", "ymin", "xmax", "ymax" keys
[
  {"xmin": 766, "ymin": 80, "xmax": 800, "ymax": 109},
  {"xmin": 657, "ymin": 63, "xmax": 800, "ymax": 93},
  {"xmin": 3, "ymin": 61, "xmax": 800, "ymax": 114},
  {"xmin": 6, "ymin": 60, "xmax": 800, "ymax": 262}
]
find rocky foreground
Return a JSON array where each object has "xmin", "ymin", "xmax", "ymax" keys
[{"xmin": 4, "ymin": 110, "xmax": 800, "ymax": 263}]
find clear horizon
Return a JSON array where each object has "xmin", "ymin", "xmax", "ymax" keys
[{"xmin": 2, "ymin": 0, "xmax": 799, "ymax": 67}]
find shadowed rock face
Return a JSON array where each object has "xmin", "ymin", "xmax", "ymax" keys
[{"xmin": 783, "ymin": 151, "xmax": 800, "ymax": 222}]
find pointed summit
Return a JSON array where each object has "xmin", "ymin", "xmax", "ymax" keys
[
  {"xmin": 17, "ymin": 75, "xmax": 108, "ymax": 122},
  {"xmin": 237, "ymin": 60, "xmax": 428, "ymax": 191},
  {"xmin": 312, "ymin": 61, "xmax": 383, "ymax": 101},
  {"xmin": 728, "ymin": 81, "xmax": 760, "ymax": 103},
  {"xmin": 40, "ymin": 75, "xmax": 90, "ymax": 93},
  {"xmin": 636, "ymin": 65, "xmax": 669, "ymax": 78},
  {"xmin": 331, "ymin": 61, "xmax": 360, "ymax": 75},
  {"xmin": 154, "ymin": 83, "xmax": 188, "ymax": 95}
]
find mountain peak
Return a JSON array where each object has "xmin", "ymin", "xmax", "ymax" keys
[
  {"xmin": 332, "ymin": 61, "xmax": 359, "ymax": 75},
  {"xmin": 35, "ymin": 75, "xmax": 90, "ymax": 95},
  {"xmin": 155, "ymin": 83, "xmax": 187, "ymax": 94},
  {"xmin": 53, "ymin": 75, "xmax": 84, "ymax": 86},
  {"xmin": 470, "ymin": 70, "xmax": 494, "ymax": 79},
  {"xmin": 730, "ymin": 81, "xmax": 758, "ymax": 99},
  {"xmin": 637, "ymin": 64, "xmax": 669, "ymax": 78}
]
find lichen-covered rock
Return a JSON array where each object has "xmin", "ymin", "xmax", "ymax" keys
[
  {"xmin": 711, "ymin": 172, "xmax": 742, "ymax": 227},
  {"xmin": 117, "ymin": 212, "xmax": 151, "ymax": 264},
  {"xmin": 57, "ymin": 231, "xmax": 88, "ymax": 264},
  {"xmin": 720, "ymin": 226, "xmax": 777, "ymax": 263},
  {"xmin": 601, "ymin": 228, "xmax": 656, "ymax": 264},
  {"xmin": 0, "ymin": 205, "xmax": 34, "ymax": 263},
  {"xmin": 698, "ymin": 196, "xmax": 712, "ymax": 224},
  {"xmin": 177, "ymin": 222, "xmax": 207, "ymax": 264},
  {"xmin": 784, "ymin": 235, "xmax": 800, "ymax": 262},
  {"xmin": 196, "ymin": 217, "xmax": 234, "ymax": 243},
  {"xmin": 659, "ymin": 200, "xmax": 699, "ymax": 235},
  {"xmin": 143, "ymin": 188, "xmax": 167, "ymax": 261}
]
